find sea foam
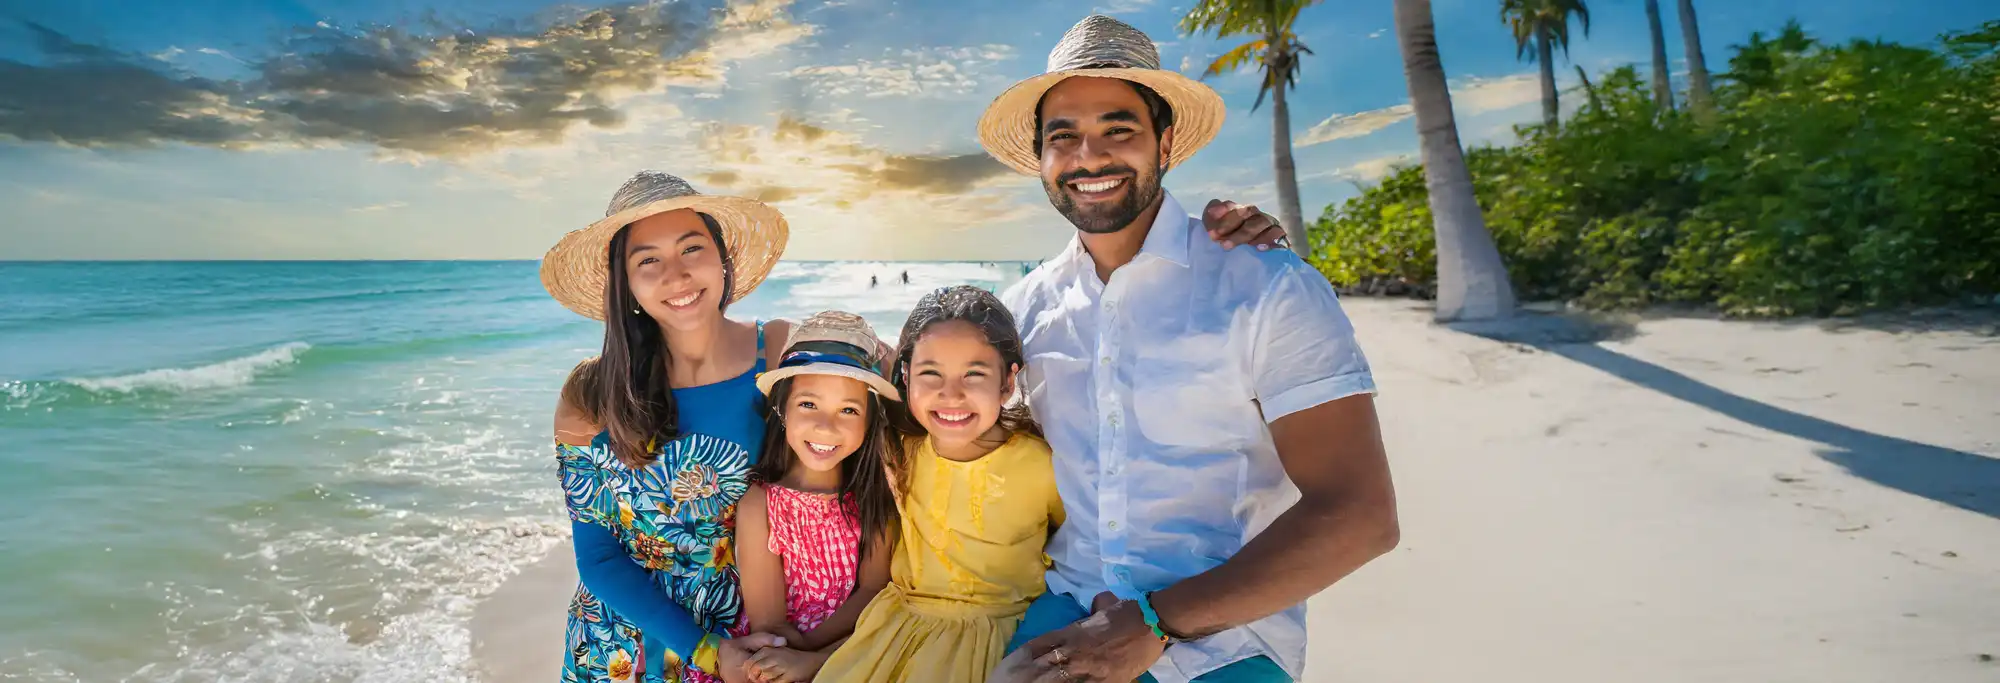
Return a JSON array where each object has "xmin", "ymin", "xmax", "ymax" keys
[{"xmin": 67, "ymin": 342, "xmax": 312, "ymax": 394}]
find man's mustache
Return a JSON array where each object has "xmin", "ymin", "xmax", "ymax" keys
[{"xmin": 1054, "ymin": 165, "xmax": 1138, "ymax": 186}]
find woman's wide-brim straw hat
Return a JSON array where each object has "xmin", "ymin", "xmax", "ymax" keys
[
  {"xmin": 540, "ymin": 170, "xmax": 789, "ymax": 320},
  {"xmin": 756, "ymin": 311, "xmax": 901, "ymax": 402},
  {"xmin": 977, "ymin": 14, "xmax": 1226, "ymax": 175}
]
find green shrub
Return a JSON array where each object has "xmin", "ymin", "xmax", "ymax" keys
[{"xmin": 1309, "ymin": 20, "xmax": 2000, "ymax": 316}]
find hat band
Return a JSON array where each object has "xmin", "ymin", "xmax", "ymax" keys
[{"xmin": 779, "ymin": 340, "xmax": 880, "ymax": 374}]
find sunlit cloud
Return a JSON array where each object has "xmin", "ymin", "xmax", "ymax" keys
[
  {"xmin": 0, "ymin": 0, "xmax": 815, "ymax": 156},
  {"xmin": 1449, "ymin": 73, "xmax": 1544, "ymax": 114},
  {"xmin": 1302, "ymin": 153, "xmax": 1415, "ymax": 185},
  {"xmin": 1297, "ymin": 104, "xmax": 1414, "ymax": 146},
  {"xmin": 685, "ymin": 115, "xmax": 1042, "ymax": 259},
  {"xmin": 1095, "ymin": 0, "xmax": 1158, "ymax": 16},
  {"xmin": 784, "ymin": 45, "xmax": 1016, "ymax": 98},
  {"xmin": 1295, "ymin": 72, "xmax": 1545, "ymax": 147}
]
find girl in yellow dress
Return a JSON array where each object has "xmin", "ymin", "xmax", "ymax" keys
[{"xmin": 815, "ymin": 285, "xmax": 1064, "ymax": 683}]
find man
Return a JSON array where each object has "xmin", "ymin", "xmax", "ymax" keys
[{"xmin": 984, "ymin": 15, "xmax": 1401, "ymax": 683}]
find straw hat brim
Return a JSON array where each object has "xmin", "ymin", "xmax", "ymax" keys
[
  {"xmin": 540, "ymin": 195, "xmax": 789, "ymax": 321},
  {"xmin": 977, "ymin": 68, "xmax": 1226, "ymax": 176},
  {"xmin": 756, "ymin": 363, "xmax": 903, "ymax": 403}
]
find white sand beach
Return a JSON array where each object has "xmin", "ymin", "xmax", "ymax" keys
[{"xmin": 472, "ymin": 299, "xmax": 2000, "ymax": 683}]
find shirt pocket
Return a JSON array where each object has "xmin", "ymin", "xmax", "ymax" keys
[{"xmin": 1130, "ymin": 328, "xmax": 1254, "ymax": 451}]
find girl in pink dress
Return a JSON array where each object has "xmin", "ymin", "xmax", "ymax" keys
[{"xmin": 726, "ymin": 311, "xmax": 902, "ymax": 683}]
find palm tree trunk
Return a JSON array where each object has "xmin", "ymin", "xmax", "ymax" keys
[
  {"xmin": 1677, "ymin": 0, "xmax": 1714, "ymax": 116},
  {"xmin": 1392, "ymin": 0, "xmax": 1515, "ymax": 321},
  {"xmin": 1644, "ymin": 0, "xmax": 1675, "ymax": 111},
  {"xmin": 1536, "ymin": 26, "xmax": 1558, "ymax": 129},
  {"xmin": 1268, "ymin": 51, "xmax": 1308, "ymax": 255}
]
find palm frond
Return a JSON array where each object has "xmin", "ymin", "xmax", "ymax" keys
[{"xmin": 1203, "ymin": 39, "xmax": 1268, "ymax": 79}]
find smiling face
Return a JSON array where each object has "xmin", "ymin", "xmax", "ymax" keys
[
  {"xmin": 622, "ymin": 208, "xmax": 728, "ymax": 332},
  {"xmin": 1037, "ymin": 76, "xmax": 1175, "ymax": 234},
  {"xmin": 905, "ymin": 319, "xmax": 1014, "ymax": 455},
  {"xmin": 780, "ymin": 373, "xmax": 872, "ymax": 473}
]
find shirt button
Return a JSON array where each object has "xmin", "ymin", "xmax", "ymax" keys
[
  {"xmin": 1100, "ymin": 355, "xmax": 1111, "ymax": 365},
  {"xmin": 1108, "ymin": 520, "xmax": 1119, "ymax": 530}
]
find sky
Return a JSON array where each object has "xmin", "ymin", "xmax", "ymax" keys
[{"xmin": 0, "ymin": 0, "xmax": 1992, "ymax": 261}]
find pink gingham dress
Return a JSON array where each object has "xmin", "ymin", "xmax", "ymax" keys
[{"xmin": 761, "ymin": 483, "xmax": 863, "ymax": 634}]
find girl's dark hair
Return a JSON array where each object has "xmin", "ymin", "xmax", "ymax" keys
[
  {"xmin": 751, "ymin": 377, "xmax": 903, "ymax": 561},
  {"xmin": 562, "ymin": 211, "xmax": 737, "ymax": 469},
  {"xmin": 888, "ymin": 285, "xmax": 1043, "ymax": 470}
]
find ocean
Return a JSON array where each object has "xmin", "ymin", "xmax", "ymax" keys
[{"xmin": 0, "ymin": 260, "xmax": 1027, "ymax": 683}]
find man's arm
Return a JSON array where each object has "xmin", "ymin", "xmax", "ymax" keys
[
  {"xmin": 994, "ymin": 262, "xmax": 1391, "ymax": 683},
  {"xmin": 1149, "ymin": 394, "xmax": 1398, "ymax": 636}
]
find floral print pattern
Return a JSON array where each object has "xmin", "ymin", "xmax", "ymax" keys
[{"xmin": 559, "ymin": 433, "xmax": 753, "ymax": 683}]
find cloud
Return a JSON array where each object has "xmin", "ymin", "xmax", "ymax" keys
[
  {"xmin": 785, "ymin": 44, "xmax": 1015, "ymax": 98},
  {"xmin": 0, "ymin": 0, "xmax": 816, "ymax": 156},
  {"xmin": 684, "ymin": 115, "xmax": 1036, "ymax": 257},
  {"xmin": 1307, "ymin": 153, "xmax": 1415, "ymax": 184},
  {"xmin": 1295, "ymin": 72, "xmax": 1546, "ymax": 147},
  {"xmin": 1449, "ymin": 73, "xmax": 1544, "ymax": 115},
  {"xmin": 0, "ymin": 22, "xmax": 277, "ymax": 148},
  {"xmin": 1296, "ymin": 104, "xmax": 1414, "ymax": 146},
  {"xmin": 705, "ymin": 116, "xmax": 1013, "ymax": 197},
  {"xmin": 1368, "ymin": 29, "xmax": 1388, "ymax": 39},
  {"xmin": 1094, "ymin": 0, "xmax": 1158, "ymax": 15}
]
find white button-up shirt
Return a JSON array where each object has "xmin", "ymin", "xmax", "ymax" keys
[{"xmin": 1002, "ymin": 191, "xmax": 1376, "ymax": 683}]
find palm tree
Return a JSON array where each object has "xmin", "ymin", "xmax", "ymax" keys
[
  {"xmin": 1677, "ymin": 0, "xmax": 1715, "ymax": 116},
  {"xmin": 1393, "ymin": 0, "xmax": 1515, "ymax": 321},
  {"xmin": 1500, "ymin": 0, "xmax": 1590, "ymax": 129},
  {"xmin": 1180, "ymin": 0, "xmax": 1318, "ymax": 254},
  {"xmin": 1644, "ymin": 0, "xmax": 1675, "ymax": 111}
]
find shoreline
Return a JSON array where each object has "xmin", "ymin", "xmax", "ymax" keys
[
  {"xmin": 471, "ymin": 299, "xmax": 2000, "ymax": 682},
  {"xmin": 471, "ymin": 540, "xmax": 573, "ymax": 683}
]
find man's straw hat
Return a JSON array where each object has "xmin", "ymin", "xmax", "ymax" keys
[
  {"xmin": 756, "ymin": 311, "xmax": 901, "ymax": 401},
  {"xmin": 540, "ymin": 171, "xmax": 789, "ymax": 321},
  {"xmin": 977, "ymin": 14, "xmax": 1226, "ymax": 175}
]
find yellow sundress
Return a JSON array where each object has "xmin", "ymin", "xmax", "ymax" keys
[{"xmin": 815, "ymin": 432, "xmax": 1065, "ymax": 683}]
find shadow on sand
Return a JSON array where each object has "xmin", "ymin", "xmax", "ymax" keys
[{"xmin": 1451, "ymin": 313, "xmax": 1999, "ymax": 519}]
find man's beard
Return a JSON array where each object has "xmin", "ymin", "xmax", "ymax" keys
[{"xmin": 1043, "ymin": 162, "xmax": 1163, "ymax": 235}]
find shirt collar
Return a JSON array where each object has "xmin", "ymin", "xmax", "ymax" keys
[
  {"xmin": 1058, "ymin": 189, "xmax": 1192, "ymax": 273},
  {"xmin": 1138, "ymin": 190, "xmax": 1192, "ymax": 268}
]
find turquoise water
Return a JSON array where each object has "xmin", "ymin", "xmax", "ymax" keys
[{"xmin": 0, "ymin": 260, "xmax": 1022, "ymax": 683}]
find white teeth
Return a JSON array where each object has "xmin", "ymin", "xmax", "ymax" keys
[
  {"xmin": 935, "ymin": 411, "xmax": 972, "ymax": 422},
  {"xmin": 807, "ymin": 442, "xmax": 836, "ymax": 454},
  {"xmin": 1072, "ymin": 179, "xmax": 1122, "ymax": 193},
  {"xmin": 667, "ymin": 292, "xmax": 699, "ymax": 306}
]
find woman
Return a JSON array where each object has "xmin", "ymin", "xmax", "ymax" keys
[
  {"xmin": 539, "ymin": 170, "xmax": 1284, "ymax": 683},
  {"xmin": 543, "ymin": 170, "xmax": 793, "ymax": 683}
]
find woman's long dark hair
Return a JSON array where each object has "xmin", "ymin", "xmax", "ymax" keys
[
  {"xmin": 751, "ymin": 377, "xmax": 903, "ymax": 560},
  {"xmin": 888, "ymin": 285, "xmax": 1042, "ymax": 490},
  {"xmin": 561, "ymin": 211, "xmax": 737, "ymax": 469}
]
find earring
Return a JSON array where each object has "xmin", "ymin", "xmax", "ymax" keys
[{"xmin": 632, "ymin": 308, "xmax": 641, "ymax": 315}]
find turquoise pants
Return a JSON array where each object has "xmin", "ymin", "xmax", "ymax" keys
[{"xmin": 1004, "ymin": 591, "xmax": 1291, "ymax": 682}]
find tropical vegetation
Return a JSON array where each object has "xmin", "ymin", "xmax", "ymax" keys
[
  {"xmin": 1500, "ymin": 0, "xmax": 1591, "ymax": 128},
  {"xmin": 1310, "ymin": 19, "xmax": 2000, "ymax": 317},
  {"xmin": 1180, "ymin": 0, "xmax": 1322, "ymax": 254}
]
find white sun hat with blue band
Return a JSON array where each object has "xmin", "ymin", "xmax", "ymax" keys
[{"xmin": 756, "ymin": 311, "xmax": 901, "ymax": 401}]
